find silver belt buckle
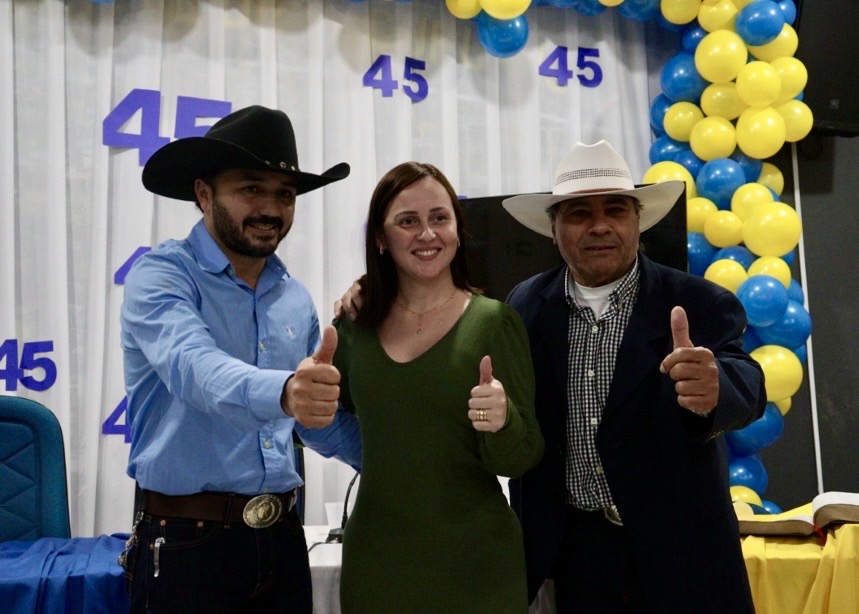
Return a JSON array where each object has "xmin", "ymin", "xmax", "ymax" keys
[
  {"xmin": 604, "ymin": 504, "xmax": 623, "ymax": 527},
  {"xmin": 243, "ymin": 494, "xmax": 283, "ymax": 529}
]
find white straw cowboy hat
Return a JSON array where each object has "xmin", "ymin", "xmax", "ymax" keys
[{"xmin": 502, "ymin": 140, "xmax": 685, "ymax": 238}]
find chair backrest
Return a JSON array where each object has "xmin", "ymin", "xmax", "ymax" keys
[{"xmin": 0, "ymin": 396, "xmax": 71, "ymax": 541}]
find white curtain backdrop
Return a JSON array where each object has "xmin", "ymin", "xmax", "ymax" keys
[{"xmin": 1, "ymin": 0, "xmax": 662, "ymax": 536}]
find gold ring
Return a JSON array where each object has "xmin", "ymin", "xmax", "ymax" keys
[{"xmin": 478, "ymin": 409, "xmax": 486, "ymax": 422}]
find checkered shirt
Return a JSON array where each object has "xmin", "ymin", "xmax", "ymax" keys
[{"xmin": 563, "ymin": 259, "xmax": 639, "ymax": 510}]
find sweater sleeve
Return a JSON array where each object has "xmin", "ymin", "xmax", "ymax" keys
[{"xmin": 477, "ymin": 303, "xmax": 545, "ymax": 477}]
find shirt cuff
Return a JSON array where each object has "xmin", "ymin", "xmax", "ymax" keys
[{"xmin": 247, "ymin": 369, "xmax": 293, "ymax": 423}]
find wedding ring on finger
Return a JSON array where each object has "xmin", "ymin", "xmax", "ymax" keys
[{"xmin": 476, "ymin": 409, "xmax": 487, "ymax": 422}]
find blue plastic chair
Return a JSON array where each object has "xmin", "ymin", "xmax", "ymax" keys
[{"xmin": 0, "ymin": 396, "xmax": 71, "ymax": 541}]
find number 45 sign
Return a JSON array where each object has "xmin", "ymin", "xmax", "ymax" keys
[{"xmin": 103, "ymin": 90, "xmax": 232, "ymax": 166}]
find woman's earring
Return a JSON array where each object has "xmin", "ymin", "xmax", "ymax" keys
[
  {"xmin": 456, "ymin": 238, "xmax": 461, "ymax": 247},
  {"xmin": 379, "ymin": 246, "xmax": 385, "ymax": 255}
]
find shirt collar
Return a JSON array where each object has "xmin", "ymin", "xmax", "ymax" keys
[{"xmin": 564, "ymin": 256, "xmax": 640, "ymax": 311}]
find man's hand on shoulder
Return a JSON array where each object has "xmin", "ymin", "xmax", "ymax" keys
[
  {"xmin": 283, "ymin": 326, "xmax": 340, "ymax": 427},
  {"xmin": 333, "ymin": 277, "xmax": 364, "ymax": 321}
]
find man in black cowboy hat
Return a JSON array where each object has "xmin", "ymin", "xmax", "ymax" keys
[
  {"xmin": 120, "ymin": 105, "xmax": 361, "ymax": 613},
  {"xmin": 503, "ymin": 141, "xmax": 765, "ymax": 613}
]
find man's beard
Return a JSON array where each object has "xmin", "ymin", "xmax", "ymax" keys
[{"xmin": 211, "ymin": 197, "xmax": 290, "ymax": 258}]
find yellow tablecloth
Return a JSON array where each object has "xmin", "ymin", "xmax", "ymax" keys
[{"xmin": 742, "ymin": 523, "xmax": 859, "ymax": 614}]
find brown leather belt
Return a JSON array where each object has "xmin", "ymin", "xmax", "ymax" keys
[{"xmin": 141, "ymin": 489, "xmax": 297, "ymax": 528}]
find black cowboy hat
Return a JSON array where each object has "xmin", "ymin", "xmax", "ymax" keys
[{"xmin": 142, "ymin": 105, "xmax": 350, "ymax": 201}]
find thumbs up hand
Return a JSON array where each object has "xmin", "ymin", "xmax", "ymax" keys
[
  {"xmin": 283, "ymin": 326, "xmax": 341, "ymax": 428},
  {"xmin": 660, "ymin": 306, "xmax": 719, "ymax": 416},
  {"xmin": 468, "ymin": 355, "xmax": 508, "ymax": 432}
]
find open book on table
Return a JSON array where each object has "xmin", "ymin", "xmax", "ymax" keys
[{"xmin": 734, "ymin": 491, "xmax": 859, "ymax": 537}]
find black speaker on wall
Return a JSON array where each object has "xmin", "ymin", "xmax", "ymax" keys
[{"xmin": 794, "ymin": 0, "xmax": 859, "ymax": 136}]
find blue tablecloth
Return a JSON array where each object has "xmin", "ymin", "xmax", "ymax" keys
[{"xmin": 0, "ymin": 534, "xmax": 130, "ymax": 613}]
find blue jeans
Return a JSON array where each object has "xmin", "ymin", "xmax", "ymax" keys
[{"xmin": 124, "ymin": 508, "xmax": 311, "ymax": 613}]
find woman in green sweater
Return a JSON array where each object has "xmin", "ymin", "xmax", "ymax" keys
[{"xmin": 334, "ymin": 162, "xmax": 544, "ymax": 613}]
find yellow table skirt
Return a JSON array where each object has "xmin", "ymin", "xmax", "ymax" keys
[{"xmin": 742, "ymin": 524, "xmax": 859, "ymax": 613}]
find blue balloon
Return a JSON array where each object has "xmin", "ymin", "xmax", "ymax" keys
[
  {"xmin": 713, "ymin": 245, "xmax": 755, "ymax": 269},
  {"xmin": 546, "ymin": 0, "xmax": 577, "ymax": 6},
  {"xmin": 787, "ymin": 278, "xmax": 804, "ymax": 303},
  {"xmin": 729, "ymin": 454, "xmax": 769, "ymax": 496},
  {"xmin": 696, "ymin": 158, "xmax": 746, "ymax": 210},
  {"xmin": 743, "ymin": 325, "xmax": 764, "ymax": 353},
  {"xmin": 756, "ymin": 299, "xmax": 813, "ymax": 348},
  {"xmin": 650, "ymin": 93, "xmax": 673, "ymax": 136},
  {"xmin": 674, "ymin": 149, "xmax": 704, "ymax": 178},
  {"xmin": 736, "ymin": 0, "xmax": 786, "ymax": 46},
  {"xmin": 616, "ymin": 0, "xmax": 659, "ymax": 21},
  {"xmin": 730, "ymin": 150, "xmax": 763, "ymax": 184},
  {"xmin": 687, "ymin": 232, "xmax": 718, "ymax": 277},
  {"xmin": 777, "ymin": 0, "xmax": 797, "ymax": 25},
  {"xmin": 660, "ymin": 52, "xmax": 708, "ymax": 103},
  {"xmin": 571, "ymin": 0, "xmax": 607, "ymax": 16},
  {"xmin": 792, "ymin": 343, "xmax": 807, "ymax": 364},
  {"xmin": 649, "ymin": 136, "xmax": 688, "ymax": 164},
  {"xmin": 780, "ymin": 249, "xmax": 796, "ymax": 266},
  {"xmin": 477, "ymin": 13, "xmax": 529, "ymax": 58},
  {"xmin": 736, "ymin": 275, "xmax": 789, "ymax": 327},
  {"xmin": 761, "ymin": 499, "xmax": 784, "ymax": 514},
  {"xmin": 681, "ymin": 25, "xmax": 708, "ymax": 53},
  {"xmin": 726, "ymin": 403, "xmax": 785, "ymax": 456}
]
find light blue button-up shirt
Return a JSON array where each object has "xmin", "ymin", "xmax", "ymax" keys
[{"xmin": 121, "ymin": 220, "xmax": 361, "ymax": 496}]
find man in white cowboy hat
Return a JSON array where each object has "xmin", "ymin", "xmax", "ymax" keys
[
  {"xmin": 120, "ymin": 105, "xmax": 361, "ymax": 613},
  {"xmin": 503, "ymin": 140, "xmax": 765, "ymax": 613}
]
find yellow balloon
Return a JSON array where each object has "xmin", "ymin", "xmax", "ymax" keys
[
  {"xmin": 700, "ymin": 82, "xmax": 747, "ymax": 120},
  {"xmin": 771, "ymin": 56, "xmax": 808, "ymax": 105},
  {"xmin": 478, "ymin": 0, "xmax": 531, "ymax": 20},
  {"xmin": 697, "ymin": 0, "xmax": 738, "ymax": 32},
  {"xmin": 736, "ymin": 107, "xmax": 786, "ymax": 160},
  {"xmin": 748, "ymin": 256, "xmax": 791, "ymax": 287},
  {"xmin": 751, "ymin": 344, "xmax": 804, "ymax": 402},
  {"xmin": 777, "ymin": 100, "xmax": 814, "ymax": 143},
  {"xmin": 446, "ymin": 0, "xmax": 482, "ymax": 19},
  {"xmin": 599, "ymin": 0, "xmax": 624, "ymax": 5},
  {"xmin": 743, "ymin": 202, "xmax": 802, "ymax": 258},
  {"xmin": 748, "ymin": 24, "xmax": 798, "ymax": 62},
  {"xmin": 704, "ymin": 258, "xmax": 748, "ymax": 293},
  {"xmin": 642, "ymin": 161, "xmax": 698, "ymax": 199},
  {"xmin": 731, "ymin": 485, "xmax": 763, "ymax": 506},
  {"xmin": 690, "ymin": 116, "xmax": 736, "ymax": 160},
  {"xmin": 730, "ymin": 0, "xmax": 755, "ymax": 8},
  {"xmin": 694, "ymin": 29, "xmax": 748, "ymax": 83},
  {"xmin": 736, "ymin": 61, "xmax": 782, "ymax": 108},
  {"xmin": 704, "ymin": 210, "xmax": 744, "ymax": 247},
  {"xmin": 687, "ymin": 196, "xmax": 718, "ymax": 232},
  {"xmin": 660, "ymin": 0, "xmax": 702, "ymax": 25},
  {"xmin": 775, "ymin": 396, "xmax": 791, "ymax": 416},
  {"xmin": 664, "ymin": 102, "xmax": 705, "ymax": 142},
  {"xmin": 731, "ymin": 182, "xmax": 774, "ymax": 221},
  {"xmin": 757, "ymin": 162, "xmax": 784, "ymax": 196}
]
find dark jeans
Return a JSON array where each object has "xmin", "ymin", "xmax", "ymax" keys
[
  {"xmin": 124, "ymin": 508, "xmax": 311, "ymax": 613},
  {"xmin": 552, "ymin": 506, "xmax": 647, "ymax": 614}
]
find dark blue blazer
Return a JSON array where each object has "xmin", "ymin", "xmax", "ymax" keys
[{"xmin": 507, "ymin": 254, "xmax": 765, "ymax": 613}]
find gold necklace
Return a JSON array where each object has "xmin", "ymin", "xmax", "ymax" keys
[{"xmin": 395, "ymin": 288, "xmax": 458, "ymax": 335}]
